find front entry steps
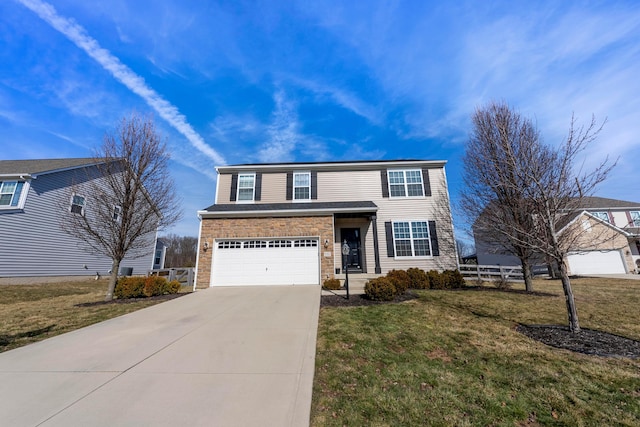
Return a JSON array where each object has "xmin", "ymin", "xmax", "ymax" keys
[{"xmin": 323, "ymin": 273, "xmax": 382, "ymax": 296}]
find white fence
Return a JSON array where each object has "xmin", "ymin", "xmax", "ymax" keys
[
  {"xmin": 459, "ymin": 264, "xmax": 524, "ymax": 282},
  {"xmin": 148, "ymin": 268, "xmax": 195, "ymax": 287}
]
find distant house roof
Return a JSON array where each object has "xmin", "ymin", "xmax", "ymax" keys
[
  {"xmin": 0, "ymin": 158, "xmax": 104, "ymax": 177},
  {"xmin": 199, "ymin": 201, "xmax": 378, "ymax": 218},
  {"xmin": 574, "ymin": 196, "xmax": 640, "ymax": 210}
]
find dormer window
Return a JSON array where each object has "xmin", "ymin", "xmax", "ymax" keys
[
  {"xmin": 237, "ymin": 174, "xmax": 255, "ymax": 202},
  {"xmin": 293, "ymin": 172, "xmax": 311, "ymax": 200}
]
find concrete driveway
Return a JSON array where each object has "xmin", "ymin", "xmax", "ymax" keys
[{"xmin": 0, "ymin": 285, "xmax": 320, "ymax": 426}]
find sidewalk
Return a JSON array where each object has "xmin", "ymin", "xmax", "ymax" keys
[{"xmin": 0, "ymin": 285, "xmax": 320, "ymax": 426}]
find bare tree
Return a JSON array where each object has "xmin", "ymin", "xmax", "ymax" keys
[
  {"xmin": 160, "ymin": 234, "xmax": 198, "ymax": 268},
  {"xmin": 462, "ymin": 101, "xmax": 615, "ymax": 332},
  {"xmin": 62, "ymin": 113, "xmax": 181, "ymax": 300},
  {"xmin": 455, "ymin": 238, "xmax": 474, "ymax": 263},
  {"xmin": 461, "ymin": 101, "xmax": 541, "ymax": 292}
]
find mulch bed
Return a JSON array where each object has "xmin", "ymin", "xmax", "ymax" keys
[
  {"xmin": 75, "ymin": 292, "xmax": 187, "ymax": 307},
  {"xmin": 320, "ymin": 291, "xmax": 419, "ymax": 307},
  {"xmin": 517, "ymin": 324, "xmax": 640, "ymax": 359}
]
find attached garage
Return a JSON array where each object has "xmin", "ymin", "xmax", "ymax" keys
[
  {"xmin": 566, "ymin": 250, "xmax": 627, "ymax": 275},
  {"xmin": 211, "ymin": 238, "xmax": 320, "ymax": 286}
]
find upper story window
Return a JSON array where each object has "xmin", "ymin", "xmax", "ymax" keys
[
  {"xmin": 237, "ymin": 174, "xmax": 255, "ymax": 202},
  {"xmin": 630, "ymin": 211, "xmax": 640, "ymax": 227},
  {"xmin": 293, "ymin": 172, "xmax": 311, "ymax": 200},
  {"xmin": 388, "ymin": 169, "xmax": 424, "ymax": 197},
  {"xmin": 392, "ymin": 220, "xmax": 431, "ymax": 257},
  {"xmin": 113, "ymin": 206, "xmax": 122, "ymax": 222},
  {"xmin": 591, "ymin": 211, "xmax": 610, "ymax": 223},
  {"xmin": 70, "ymin": 194, "xmax": 86, "ymax": 215},
  {"xmin": 0, "ymin": 180, "xmax": 26, "ymax": 209}
]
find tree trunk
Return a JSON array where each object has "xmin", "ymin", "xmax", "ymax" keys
[
  {"xmin": 520, "ymin": 258, "xmax": 534, "ymax": 292},
  {"xmin": 557, "ymin": 260, "xmax": 580, "ymax": 333},
  {"xmin": 106, "ymin": 259, "xmax": 121, "ymax": 301}
]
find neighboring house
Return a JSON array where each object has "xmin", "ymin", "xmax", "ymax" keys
[
  {"xmin": 475, "ymin": 196, "xmax": 640, "ymax": 275},
  {"xmin": 0, "ymin": 158, "xmax": 157, "ymax": 278},
  {"xmin": 195, "ymin": 159, "xmax": 458, "ymax": 288},
  {"xmin": 153, "ymin": 239, "xmax": 167, "ymax": 270}
]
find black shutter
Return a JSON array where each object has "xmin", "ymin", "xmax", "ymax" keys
[
  {"xmin": 230, "ymin": 173, "xmax": 238, "ymax": 202},
  {"xmin": 286, "ymin": 172, "xmax": 293, "ymax": 200},
  {"xmin": 422, "ymin": 168, "xmax": 431, "ymax": 197},
  {"xmin": 311, "ymin": 171, "xmax": 318, "ymax": 199},
  {"xmin": 385, "ymin": 221, "xmax": 395, "ymax": 257},
  {"xmin": 381, "ymin": 170, "xmax": 389, "ymax": 198},
  {"xmin": 254, "ymin": 173, "xmax": 262, "ymax": 201},
  {"xmin": 428, "ymin": 220, "xmax": 439, "ymax": 256}
]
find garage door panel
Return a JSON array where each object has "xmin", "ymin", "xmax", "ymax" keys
[
  {"xmin": 211, "ymin": 239, "xmax": 319, "ymax": 286},
  {"xmin": 567, "ymin": 251, "xmax": 626, "ymax": 275}
]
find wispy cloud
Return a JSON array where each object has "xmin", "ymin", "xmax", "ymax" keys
[
  {"xmin": 17, "ymin": 0, "xmax": 225, "ymax": 171},
  {"xmin": 258, "ymin": 90, "xmax": 300, "ymax": 163}
]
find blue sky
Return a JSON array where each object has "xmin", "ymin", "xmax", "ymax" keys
[{"xmin": 2, "ymin": 0, "xmax": 639, "ymax": 238}]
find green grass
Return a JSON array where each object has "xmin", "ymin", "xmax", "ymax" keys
[
  {"xmin": 0, "ymin": 279, "xmax": 190, "ymax": 352},
  {"xmin": 312, "ymin": 278, "xmax": 640, "ymax": 426}
]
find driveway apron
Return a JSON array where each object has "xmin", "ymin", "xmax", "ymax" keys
[{"xmin": 0, "ymin": 285, "xmax": 320, "ymax": 427}]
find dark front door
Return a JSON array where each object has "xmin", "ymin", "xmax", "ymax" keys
[{"xmin": 341, "ymin": 228, "xmax": 362, "ymax": 272}]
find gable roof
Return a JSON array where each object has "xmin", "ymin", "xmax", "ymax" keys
[
  {"xmin": 0, "ymin": 158, "xmax": 103, "ymax": 177},
  {"xmin": 576, "ymin": 196, "xmax": 640, "ymax": 210}
]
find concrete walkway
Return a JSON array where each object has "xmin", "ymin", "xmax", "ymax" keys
[{"xmin": 0, "ymin": 285, "xmax": 320, "ymax": 426}]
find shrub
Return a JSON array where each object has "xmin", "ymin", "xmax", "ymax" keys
[
  {"xmin": 427, "ymin": 270, "xmax": 446, "ymax": 289},
  {"xmin": 322, "ymin": 278, "xmax": 341, "ymax": 290},
  {"xmin": 364, "ymin": 277, "xmax": 397, "ymax": 301},
  {"xmin": 494, "ymin": 276, "xmax": 512, "ymax": 290},
  {"xmin": 114, "ymin": 276, "xmax": 145, "ymax": 299},
  {"xmin": 385, "ymin": 269, "xmax": 411, "ymax": 294},
  {"xmin": 407, "ymin": 268, "xmax": 429, "ymax": 289},
  {"xmin": 115, "ymin": 276, "xmax": 181, "ymax": 299},
  {"xmin": 442, "ymin": 270, "xmax": 466, "ymax": 289}
]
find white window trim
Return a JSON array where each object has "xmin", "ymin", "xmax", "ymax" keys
[
  {"xmin": 630, "ymin": 211, "xmax": 640, "ymax": 227},
  {"xmin": 392, "ymin": 220, "xmax": 432, "ymax": 258},
  {"xmin": 387, "ymin": 169, "xmax": 425, "ymax": 198},
  {"xmin": 70, "ymin": 193, "xmax": 86, "ymax": 216},
  {"xmin": 293, "ymin": 171, "xmax": 311, "ymax": 201},
  {"xmin": 0, "ymin": 180, "xmax": 30, "ymax": 210},
  {"xmin": 236, "ymin": 173, "xmax": 256, "ymax": 203}
]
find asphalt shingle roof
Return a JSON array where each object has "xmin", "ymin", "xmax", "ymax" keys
[
  {"xmin": 0, "ymin": 158, "xmax": 101, "ymax": 175},
  {"xmin": 203, "ymin": 201, "xmax": 378, "ymax": 212}
]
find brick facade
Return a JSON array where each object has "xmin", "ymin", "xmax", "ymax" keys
[{"xmin": 195, "ymin": 215, "xmax": 334, "ymax": 289}]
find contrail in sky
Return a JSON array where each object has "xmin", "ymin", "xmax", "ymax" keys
[{"xmin": 17, "ymin": 0, "xmax": 226, "ymax": 169}]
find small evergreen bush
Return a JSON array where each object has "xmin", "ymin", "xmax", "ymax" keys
[
  {"xmin": 427, "ymin": 270, "xmax": 446, "ymax": 289},
  {"xmin": 114, "ymin": 277, "xmax": 145, "ymax": 299},
  {"xmin": 442, "ymin": 270, "xmax": 466, "ymax": 289},
  {"xmin": 364, "ymin": 277, "xmax": 397, "ymax": 301},
  {"xmin": 385, "ymin": 269, "xmax": 411, "ymax": 294},
  {"xmin": 407, "ymin": 267, "xmax": 429, "ymax": 289},
  {"xmin": 322, "ymin": 278, "xmax": 341, "ymax": 290},
  {"xmin": 115, "ymin": 276, "xmax": 181, "ymax": 299}
]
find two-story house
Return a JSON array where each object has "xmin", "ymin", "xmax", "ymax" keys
[
  {"xmin": 0, "ymin": 158, "xmax": 159, "ymax": 278},
  {"xmin": 194, "ymin": 159, "xmax": 458, "ymax": 288},
  {"xmin": 475, "ymin": 196, "xmax": 640, "ymax": 275}
]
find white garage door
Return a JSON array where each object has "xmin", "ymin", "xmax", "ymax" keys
[
  {"xmin": 211, "ymin": 238, "xmax": 320, "ymax": 286},
  {"xmin": 567, "ymin": 251, "xmax": 626, "ymax": 275}
]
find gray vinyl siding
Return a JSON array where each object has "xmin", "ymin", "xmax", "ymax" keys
[{"xmin": 0, "ymin": 167, "xmax": 155, "ymax": 278}]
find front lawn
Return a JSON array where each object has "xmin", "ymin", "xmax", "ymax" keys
[
  {"xmin": 311, "ymin": 277, "xmax": 640, "ymax": 426},
  {"xmin": 0, "ymin": 279, "xmax": 189, "ymax": 352}
]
